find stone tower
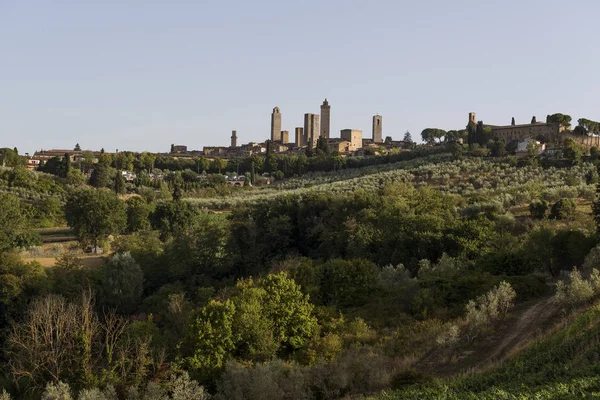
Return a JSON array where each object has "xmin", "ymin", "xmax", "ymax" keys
[
  {"xmin": 230, "ymin": 130, "xmax": 238, "ymax": 148},
  {"xmin": 271, "ymin": 107, "xmax": 282, "ymax": 142},
  {"xmin": 281, "ymin": 131, "xmax": 289, "ymax": 144},
  {"xmin": 295, "ymin": 127, "xmax": 304, "ymax": 147},
  {"xmin": 372, "ymin": 115, "xmax": 383, "ymax": 143},
  {"xmin": 304, "ymin": 113, "xmax": 320, "ymax": 146},
  {"xmin": 469, "ymin": 112, "xmax": 476, "ymax": 125},
  {"xmin": 320, "ymin": 99, "xmax": 331, "ymax": 139}
]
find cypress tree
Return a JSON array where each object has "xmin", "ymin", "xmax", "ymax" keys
[
  {"xmin": 593, "ymin": 164, "xmax": 600, "ymax": 233},
  {"xmin": 114, "ymin": 170, "xmax": 126, "ymax": 194},
  {"xmin": 531, "ymin": 116, "xmax": 537, "ymax": 124},
  {"xmin": 511, "ymin": 117, "xmax": 516, "ymax": 126}
]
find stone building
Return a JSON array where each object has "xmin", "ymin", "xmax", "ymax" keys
[
  {"xmin": 327, "ymin": 139, "xmax": 351, "ymax": 153},
  {"xmin": 304, "ymin": 113, "xmax": 320, "ymax": 146},
  {"xmin": 372, "ymin": 115, "xmax": 383, "ymax": 143},
  {"xmin": 171, "ymin": 144, "xmax": 188, "ymax": 153},
  {"xmin": 320, "ymin": 99, "xmax": 331, "ymax": 139},
  {"xmin": 281, "ymin": 130, "xmax": 289, "ymax": 144},
  {"xmin": 271, "ymin": 107, "xmax": 282, "ymax": 142},
  {"xmin": 341, "ymin": 129, "xmax": 363, "ymax": 151},
  {"xmin": 470, "ymin": 112, "xmax": 564, "ymax": 143},
  {"xmin": 230, "ymin": 130, "xmax": 238, "ymax": 148},
  {"xmin": 295, "ymin": 127, "xmax": 304, "ymax": 147}
]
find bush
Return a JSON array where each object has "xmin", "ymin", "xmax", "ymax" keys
[
  {"xmin": 529, "ymin": 200, "xmax": 548, "ymax": 219},
  {"xmin": 41, "ymin": 381, "xmax": 72, "ymax": 400},
  {"xmin": 465, "ymin": 281, "xmax": 516, "ymax": 340},
  {"xmin": 551, "ymin": 198, "xmax": 576, "ymax": 220},
  {"xmin": 555, "ymin": 268, "xmax": 595, "ymax": 307}
]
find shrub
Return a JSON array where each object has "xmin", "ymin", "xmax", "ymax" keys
[
  {"xmin": 465, "ymin": 281, "xmax": 516, "ymax": 341},
  {"xmin": 555, "ymin": 268, "xmax": 595, "ymax": 307},
  {"xmin": 582, "ymin": 245, "xmax": 600, "ymax": 275},
  {"xmin": 551, "ymin": 198, "xmax": 576, "ymax": 220},
  {"xmin": 529, "ymin": 200, "xmax": 548, "ymax": 219},
  {"xmin": 41, "ymin": 381, "xmax": 72, "ymax": 400},
  {"xmin": 435, "ymin": 323, "xmax": 460, "ymax": 346}
]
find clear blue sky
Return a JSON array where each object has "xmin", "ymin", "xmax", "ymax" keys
[{"xmin": 2, "ymin": 0, "xmax": 599, "ymax": 154}]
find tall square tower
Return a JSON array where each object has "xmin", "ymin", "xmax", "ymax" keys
[
  {"xmin": 304, "ymin": 113, "xmax": 320, "ymax": 146},
  {"xmin": 320, "ymin": 99, "xmax": 330, "ymax": 139},
  {"xmin": 372, "ymin": 115, "xmax": 383, "ymax": 143},
  {"xmin": 271, "ymin": 107, "xmax": 282, "ymax": 142}
]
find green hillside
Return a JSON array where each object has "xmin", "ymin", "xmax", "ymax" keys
[{"xmin": 373, "ymin": 303, "xmax": 600, "ymax": 399}]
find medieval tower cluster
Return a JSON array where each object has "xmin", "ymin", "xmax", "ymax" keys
[{"xmin": 267, "ymin": 99, "xmax": 383, "ymax": 149}]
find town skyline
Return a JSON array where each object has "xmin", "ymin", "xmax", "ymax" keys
[{"xmin": 3, "ymin": 1, "xmax": 600, "ymax": 154}]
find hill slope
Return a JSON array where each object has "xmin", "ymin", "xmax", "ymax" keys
[{"xmin": 373, "ymin": 302, "xmax": 600, "ymax": 399}]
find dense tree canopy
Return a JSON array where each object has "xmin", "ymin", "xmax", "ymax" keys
[{"xmin": 64, "ymin": 188, "xmax": 126, "ymax": 249}]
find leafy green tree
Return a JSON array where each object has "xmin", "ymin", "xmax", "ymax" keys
[
  {"xmin": 61, "ymin": 153, "xmax": 71, "ymax": 178},
  {"xmin": 64, "ymin": 188, "xmax": 126, "ymax": 250},
  {"xmin": 38, "ymin": 156, "xmax": 64, "ymax": 176},
  {"xmin": 421, "ymin": 128, "xmax": 446, "ymax": 144},
  {"xmin": 74, "ymin": 143, "xmax": 81, "ymax": 151},
  {"xmin": 320, "ymin": 259, "xmax": 379, "ymax": 308},
  {"xmin": 316, "ymin": 136, "xmax": 329, "ymax": 154},
  {"xmin": 182, "ymin": 299, "xmax": 236, "ymax": 379},
  {"xmin": 125, "ymin": 196, "xmax": 152, "ymax": 232},
  {"xmin": 547, "ymin": 113, "xmax": 572, "ymax": 128},
  {"xmin": 563, "ymin": 137, "xmax": 583, "ymax": 165},
  {"xmin": 230, "ymin": 280, "xmax": 279, "ymax": 361},
  {"xmin": 211, "ymin": 158, "xmax": 227, "ymax": 174},
  {"xmin": 150, "ymin": 201, "xmax": 195, "ymax": 240},
  {"xmin": 103, "ymin": 252, "xmax": 144, "ymax": 314},
  {"xmin": 165, "ymin": 211, "xmax": 229, "ymax": 283},
  {"xmin": 529, "ymin": 200, "xmax": 548, "ymax": 219},
  {"xmin": 490, "ymin": 140, "xmax": 506, "ymax": 157},
  {"xmin": 256, "ymin": 272, "xmax": 317, "ymax": 350},
  {"xmin": 551, "ymin": 198, "xmax": 576, "ymax": 220},
  {"xmin": 403, "ymin": 131, "xmax": 412, "ymax": 143},
  {"xmin": 89, "ymin": 163, "xmax": 110, "ymax": 188},
  {"xmin": 113, "ymin": 171, "xmax": 126, "ymax": 194},
  {"xmin": 0, "ymin": 193, "xmax": 27, "ymax": 252},
  {"xmin": 0, "ymin": 148, "xmax": 21, "ymax": 168}
]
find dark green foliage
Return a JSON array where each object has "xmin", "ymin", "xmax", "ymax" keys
[
  {"xmin": 563, "ymin": 137, "xmax": 584, "ymax": 165},
  {"xmin": 0, "ymin": 148, "xmax": 22, "ymax": 168},
  {"xmin": 421, "ymin": 128, "xmax": 446, "ymax": 144},
  {"xmin": 546, "ymin": 113, "xmax": 572, "ymax": 128},
  {"xmin": 593, "ymin": 164, "xmax": 600, "ymax": 233},
  {"xmin": 89, "ymin": 162, "xmax": 111, "ymax": 188},
  {"xmin": 150, "ymin": 201, "xmax": 196, "ymax": 240},
  {"xmin": 511, "ymin": 117, "xmax": 515, "ymax": 125},
  {"xmin": 0, "ymin": 193, "xmax": 27, "ymax": 252},
  {"xmin": 529, "ymin": 200, "xmax": 548, "ymax": 219},
  {"xmin": 62, "ymin": 153, "xmax": 71, "ymax": 178},
  {"xmin": 64, "ymin": 188, "xmax": 126, "ymax": 249},
  {"xmin": 531, "ymin": 116, "xmax": 536, "ymax": 124},
  {"xmin": 103, "ymin": 252, "xmax": 144, "ymax": 314},
  {"xmin": 489, "ymin": 139, "xmax": 506, "ymax": 157},
  {"xmin": 316, "ymin": 136, "xmax": 329, "ymax": 154},
  {"xmin": 125, "ymin": 196, "xmax": 153, "ymax": 232},
  {"xmin": 113, "ymin": 170, "xmax": 126, "ymax": 194},
  {"xmin": 551, "ymin": 198, "xmax": 576, "ymax": 220},
  {"xmin": 320, "ymin": 259, "xmax": 379, "ymax": 308}
]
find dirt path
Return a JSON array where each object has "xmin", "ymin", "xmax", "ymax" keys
[
  {"xmin": 476, "ymin": 297, "xmax": 558, "ymax": 367},
  {"xmin": 417, "ymin": 296, "xmax": 560, "ymax": 376}
]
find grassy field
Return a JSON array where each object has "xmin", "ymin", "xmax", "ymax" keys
[{"xmin": 20, "ymin": 227, "xmax": 107, "ymax": 268}]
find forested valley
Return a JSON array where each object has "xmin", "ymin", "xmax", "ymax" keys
[{"xmin": 2, "ymin": 142, "xmax": 600, "ymax": 399}]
